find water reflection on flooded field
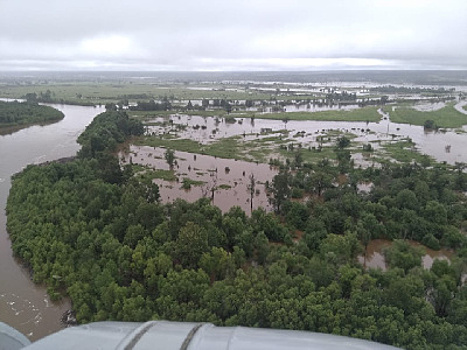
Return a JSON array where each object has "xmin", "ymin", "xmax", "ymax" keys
[
  {"xmin": 143, "ymin": 106, "xmax": 467, "ymax": 165},
  {"xmin": 130, "ymin": 103, "xmax": 467, "ymax": 212},
  {"xmin": 121, "ymin": 146, "xmax": 277, "ymax": 213}
]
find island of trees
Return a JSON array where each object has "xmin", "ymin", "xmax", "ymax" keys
[
  {"xmin": 0, "ymin": 100, "xmax": 64, "ymax": 131},
  {"xmin": 6, "ymin": 110, "xmax": 467, "ymax": 349}
]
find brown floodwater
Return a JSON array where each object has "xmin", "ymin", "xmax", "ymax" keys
[
  {"xmin": 130, "ymin": 104, "xmax": 467, "ymax": 216},
  {"xmin": 144, "ymin": 104, "xmax": 467, "ymax": 165},
  {"xmin": 358, "ymin": 239, "xmax": 453, "ymax": 271},
  {"xmin": 0, "ymin": 103, "xmax": 104, "ymax": 340},
  {"xmin": 121, "ymin": 146, "xmax": 277, "ymax": 213}
]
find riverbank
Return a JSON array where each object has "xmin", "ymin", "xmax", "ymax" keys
[
  {"xmin": 0, "ymin": 103, "xmax": 104, "ymax": 341},
  {"xmin": 0, "ymin": 101, "xmax": 65, "ymax": 134}
]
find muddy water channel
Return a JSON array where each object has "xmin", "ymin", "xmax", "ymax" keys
[
  {"xmin": 121, "ymin": 146, "xmax": 277, "ymax": 213},
  {"xmin": 358, "ymin": 239, "xmax": 453, "ymax": 271},
  {"xmin": 0, "ymin": 104, "xmax": 104, "ymax": 340}
]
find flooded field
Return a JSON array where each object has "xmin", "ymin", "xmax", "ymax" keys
[
  {"xmin": 121, "ymin": 146, "xmax": 277, "ymax": 213},
  {"xmin": 139, "ymin": 102, "xmax": 467, "ymax": 166},
  {"xmin": 127, "ymin": 100, "xmax": 467, "ymax": 212},
  {"xmin": 358, "ymin": 239, "xmax": 453, "ymax": 271}
]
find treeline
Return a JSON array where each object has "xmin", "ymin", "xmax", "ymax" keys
[
  {"xmin": 371, "ymin": 86, "xmax": 455, "ymax": 94},
  {"xmin": 21, "ymin": 91, "xmax": 96, "ymax": 106},
  {"xmin": 0, "ymin": 100, "xmax": 64, "ymax": 127},
  {"xmin": 129, "ymin": 98, "xmax": 172, "ymax": 111},
  {"xmin": 6, "ymin": 113, "xmax": 467, "ymax": 349},
  {"xmin": 77, "ymin": 110, "xmax": 144, "ymax": 158}
]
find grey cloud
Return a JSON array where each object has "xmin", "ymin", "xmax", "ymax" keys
[{"xmin": 1, "ymin": 0, "xmax": 466, "ymax": 70}]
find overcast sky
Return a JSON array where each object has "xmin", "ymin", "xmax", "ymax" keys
[{"xmin": 1, "ymin": 0, "xmax": 466, "ymax": 71}]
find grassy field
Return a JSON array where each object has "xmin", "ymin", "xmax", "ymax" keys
[
  {"xmin": 0, "ymin": 82, "xmax": 307, "ymax": 104},
  {"xmin": 181, "ymin": 177, "xmax": 205, "ymax": 187},
  {"xmin": 383, "ymin": 103, "xmax": 467, "ymax": 128},
  {"xmin": 0, "ymin": 81, "xmax": 372, "ymax": 108},
  {"xmin": 131, "ymin": 106, "xmax": 382, "ymax": 123},
  {"xmin": 137, "ymin": 168, "xmax": 178, "ymax": 182},
  {"xmin": 129, "ymin": 110, "xmax": 229, "ymax": 119},
  {"xmin": 240, "ymin": 106, "xmax": 381, "ymax": 122}
]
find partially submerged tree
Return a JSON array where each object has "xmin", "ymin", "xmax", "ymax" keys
[{"xmin": 165, "ymin": 148, "xmax": 175, "ymax": 168}]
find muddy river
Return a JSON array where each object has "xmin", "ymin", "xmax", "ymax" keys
[{"xmin": 0, "ymin": 103, "xmax": 104, "ymax": 340}]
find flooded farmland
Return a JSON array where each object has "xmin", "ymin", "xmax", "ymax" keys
[
  {"xmin": 121, "ymin": 146, "xmax": 277, "ymax": 213},
  {"xmin": 125, "ymin": 100, "xmax": 467, "ymax": 213}
]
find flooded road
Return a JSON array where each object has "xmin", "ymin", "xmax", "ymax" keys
[{"xmin": 0, "ymin": 103, "xmax": 104, "ymax": 340}]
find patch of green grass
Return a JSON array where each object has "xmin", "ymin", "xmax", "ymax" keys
[
  {"xmin": 276, "ymin": 143, "xmax": 336, "ymax": 164},
  {"xmin": 130, "ymin": 163, "xmax": 148, "ymax": 172},
  {"xmin": 383, "ymin": 103, "xmax": 467, "ymax": 128},
  {"xmin": 258, "ymin": 129, "xmax": 289, "ymax": 136},
  {"xmin": 255, "ymin": 136, "xmax": 283, "ymax": 143},
  {"xmin": 379, "ymin": 139, "xmax": 434, "ymax": 165},
  {"xmin": 138, "ymin": 169, "xmax": 178, "ymax": 182},
  {"xmin": 137, "ymin": 135, "xmax": 253, "ymax": 161},
  {"xmin": 205, "ymin": 136, "xmax": 243, "ymax": 159},
  {"xmin": 301, "ymin": 147, "xmax": 337, "ymax": 163},
  {"xmin": 321, "ymin": 130, "xmax": 359, "ymax": 140},
  {"xmin": 135, "ymin": 137, "xmax": 203, "ymax": 153},
  {"xmin": 181, "ymin": 177, "xmax": 205, "ymax": 189},
  {"xmin": 217, "ymin": 184, "xmax": 232, "ymax": 190},
  {"xmin": 241, "ymin": 106, "xmax": 381, "ymax": 122},
  {"xmin": 131, "ymin": 110, "xmax": 229, "ymax": 119}
]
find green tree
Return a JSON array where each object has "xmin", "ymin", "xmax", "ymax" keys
[
  {"xmin": 174, "ymin": 222, "xmax": 209, "ymax": 268},
  {"xmin": 247, "ymin": 173, "xmax": 256, "ymax": 213},
  {"xmin": 165, "ymin": 148, "xmax": 175, "ymax": 168},
  {"xmin": 269, "ymin": 170, "xmax": 291, "ymax": 214},
  {"xmin": 383, "ymin": 240, "xmax": 424, "ymax": 273}
]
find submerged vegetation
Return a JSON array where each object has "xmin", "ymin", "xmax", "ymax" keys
[{"xmin": 6, "ymin": 107, "xmax": 467, "ymax": 349}]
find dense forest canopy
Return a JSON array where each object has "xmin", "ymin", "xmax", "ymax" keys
[
  {"xmin": 0, "ymin": 100, "xmax": 64, "ymax": 128},
  {"xmin": 6, "ymin": 110, "xmax": 467, "ymax": 349}
]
